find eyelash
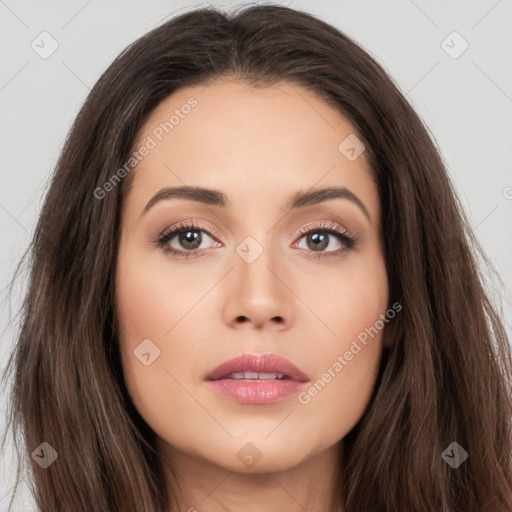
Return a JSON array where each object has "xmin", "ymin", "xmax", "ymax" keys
[{"xmin": 154, "ymin": 219, "xmax": 358, "ymax": 260}]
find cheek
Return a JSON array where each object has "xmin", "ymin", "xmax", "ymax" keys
[
  {"xmin": 115, "ymin": 243, "xmax": 220, "ymax": 443},
  {"xmin": 292, "ymin": 247, "xmax": 388, "ymax": 431},
  {"xmin": 298, "ymin": 240, "xmax": 388, "ymax": 353},
  {"xmin": 115, "ymin": 239, "xmax": 220, "ymax": 348}
]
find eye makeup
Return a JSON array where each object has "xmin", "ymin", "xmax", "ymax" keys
[{"xmin": 151, "ymin": 218, "xmax": 359, "ymax": 260}]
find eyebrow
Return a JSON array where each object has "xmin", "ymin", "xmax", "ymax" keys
[{"xmin": 141, "ymin": 185, "xmax": 371, "ymax": 222}]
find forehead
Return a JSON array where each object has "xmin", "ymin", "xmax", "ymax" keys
[{"xmin": 126, "ymin": 79, "xmax": 379, "ymax": 223}]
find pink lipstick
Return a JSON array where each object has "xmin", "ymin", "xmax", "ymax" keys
[{"xmin": 205, "ymin": 353, "xmax": 309, "ymax": 405}]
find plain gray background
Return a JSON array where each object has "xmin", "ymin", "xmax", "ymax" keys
[{"xmin": 1, "ymin": 0, "xmax": 511, "ymax": 510}]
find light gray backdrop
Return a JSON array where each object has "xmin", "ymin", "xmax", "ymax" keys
[{"xmin": 1, "ymin": 1, "xmax": 511, "ymax": 510}]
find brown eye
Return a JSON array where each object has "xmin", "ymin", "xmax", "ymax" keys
[
  {"xmin": 304, "ymin": 231, "xmax": 331, "ymax": 251},
  {"xmin": 294, "ymin": 222, "xmax": 358, "ymax": 260},
  {"xmin": 156, "ymin": 220, "xmax": 221, "ymax": 257},
  {"xmin": 161, "ymin": 228, "xmax": 216, "ymax": 253},
  {"xmin": 296, "ymin": 229, "xmax": 345, "ymax": 253},
  {"xmin": 176, "ymin": 230, "xmax": 202, "ymax": 250}
]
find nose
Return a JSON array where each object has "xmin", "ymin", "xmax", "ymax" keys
[{"xmin": 221, "ymin": 245, "xmax": 295, "ymax": 331}]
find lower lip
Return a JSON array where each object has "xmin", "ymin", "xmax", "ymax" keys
[{"xmin": 206, "ymin": 379, "xmax": 307, "ymax": 405}]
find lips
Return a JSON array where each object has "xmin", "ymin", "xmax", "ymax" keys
[
  {"xmin": 205, "ymin": 354, "xmax": 309, "ymax": 404},
  {"xmin": 205, "ymin": 353, "xmax": 309, "ymax": 383}
]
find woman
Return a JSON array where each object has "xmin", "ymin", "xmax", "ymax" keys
[{"xmin": 2, "ymin": 4, "xmax": 511, "ymax": 511}]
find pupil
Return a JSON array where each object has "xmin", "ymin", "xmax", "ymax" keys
[
  {"xmin": 180, "ymin": 230, "xmax": 201, "ymax": 249},
  {"xmin": 309, "ymin": 232, "xmax": 328, "ymax": 251}
]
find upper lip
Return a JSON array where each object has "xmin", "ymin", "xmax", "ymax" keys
[{"xmin": 205, "ymin": 353, "xmax": 309, "ymax": 382}]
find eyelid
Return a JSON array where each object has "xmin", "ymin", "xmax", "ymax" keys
[
  {"xmin": 160, "ymin": 219, "xmax": 224, "ymax": 244},
  {"xmin": 294, "ymin": 220, "xmax": 352, "ymax": 239},
  {"xmin": 159, "ymin": 219, "xmax": 352, "ymax": 246}
]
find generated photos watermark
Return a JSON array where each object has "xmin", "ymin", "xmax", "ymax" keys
[
  {"xmin": 298, "ymin": 301, "xmax": 402, "ymax": 405},
  {"xmin": 93, "ymin": 97, "xmax": 198, "ymax": 200}
]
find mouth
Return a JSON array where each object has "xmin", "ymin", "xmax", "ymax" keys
[
  {"xmin": 218, "ymin": 371, "xmax": 289, "ymax": 381},
  {"xmin": 205, "ymin": 353, "xmax": 309, "ymax": 405}
]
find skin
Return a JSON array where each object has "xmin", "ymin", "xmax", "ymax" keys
[{"xmin": 115, "ymin": 78, "xmax": 390, "ymax": 512}]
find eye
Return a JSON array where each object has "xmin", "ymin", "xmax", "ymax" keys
[
  {"xmin": 155, "ymin": 220, "xmax": 220, "ymax": 258},
  {"xmin": 154, "ymin": 220, "xmax": 358, "ymax": 260},
  {"xmin": 294, "ymin": 221, "xmax": 358, "ymax": 259}
]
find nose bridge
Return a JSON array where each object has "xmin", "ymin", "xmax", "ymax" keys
[
  {"xmin": 222, "ymin": 229, "xmax": 295, "ymax": 328},
  {"xmin": 235, "ymin": 231, "xmax": 284, "ymax": 297}
]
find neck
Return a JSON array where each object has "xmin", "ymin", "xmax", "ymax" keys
[{"xmin": 157, "ymin": 439, "xmax": 344, "ymax": 512}]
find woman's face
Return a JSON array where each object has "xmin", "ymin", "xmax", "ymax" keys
[{"xmin": 115, "ymin": 79, "xmax": 389, "ymax": 474}]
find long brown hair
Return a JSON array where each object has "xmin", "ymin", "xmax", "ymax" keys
[{"xmin": 2, "ymin": 4, "xmax": 511, "ymax": 511}]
